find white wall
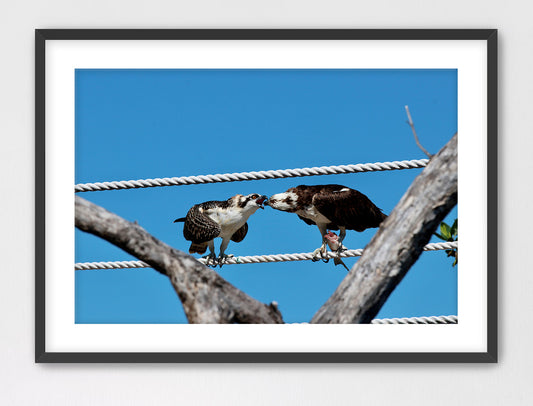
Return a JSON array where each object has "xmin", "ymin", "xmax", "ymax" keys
[{"xmin": 1, "ymin": 1, "xmax": 530, "ymax": 404}]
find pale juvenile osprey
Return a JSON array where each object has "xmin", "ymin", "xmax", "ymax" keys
[
  {"xmin": 266, "ymin": 184, "xmax": 386, "ymax": 263},
  {"xmin": 174, "ymin": 193, "xmax": 267, "ymax": 266}
]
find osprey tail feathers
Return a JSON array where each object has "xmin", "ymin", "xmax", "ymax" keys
[{"xmin": 189, "ymin": 242, "xmax": 208, "ymax": 255}]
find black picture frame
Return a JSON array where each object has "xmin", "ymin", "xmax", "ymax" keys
[{"xmin": 35, "ymin": 29, "xmax": 497, "ymax": 363}]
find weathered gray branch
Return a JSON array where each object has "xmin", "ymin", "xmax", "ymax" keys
[
  {"xmin": 311, "ymin": 133, "xmax": 458, "ymax": 324},
  {"xmin": 75, "ymin": 196, "xmax": 284, "ymax": 324},
  {"xmin": 405, "ymin": 105, "xmax": 433, "ymax": 158}
]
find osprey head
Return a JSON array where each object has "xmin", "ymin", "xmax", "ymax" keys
[
  {"xmin": 265, "ymin": 191, "xmax": 299, "ymax": 212},
  {"xmin": 231, "ymin": 193, "xmax": 268, "ymax": 211}
]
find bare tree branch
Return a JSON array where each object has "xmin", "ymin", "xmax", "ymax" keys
[
  {"xmin": 75, "ymin": 196, "xmax": 284, "ymax": 324},
  {"xmin": 405, "ymin": 105, "xmax": 433, "ymax": 158},
  {"xmin": 311, "ymin": 133, "xmax": 457, "ymax": 324}
]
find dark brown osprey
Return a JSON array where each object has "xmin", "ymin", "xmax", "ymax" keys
[
  {"xmin": 266, "ymin": 185, "xmax": 387, "ymax": 263},
  {"xmin": 174, "ymin": 193, "xmax": 267, "ymax": 266}
]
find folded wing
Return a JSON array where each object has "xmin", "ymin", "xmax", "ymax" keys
[
  {"xmin": 231, "ymin": 222, "xmax": 248, "ymax": 243},
  {"xmin": 312, "ymin": 187, "xmax": 386, "ymax": 232},
  {"xmin": 182, "ymin": 204, "xmax": 221, "ymax": 243}
]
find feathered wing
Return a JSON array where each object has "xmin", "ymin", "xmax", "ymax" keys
[
  {"xmin": 182, "ymin": 203, "xmax": 221, "ymax": 243},
  {"xmin": 231, "ymin": 222, "xmax": 248, "ymax": 243},
  {"xmin": 312, "ymin": 186, "xmax": 387, "ymax": 231},
  {"xmin": 297, "ymin": 214, "xmax": 316, "ymax": 226}
]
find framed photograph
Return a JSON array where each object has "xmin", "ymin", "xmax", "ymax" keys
[{"xmin": 36, "ymin": 29, "xmax": 497, "ymax": 362}]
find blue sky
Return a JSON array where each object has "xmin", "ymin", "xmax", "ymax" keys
[{"xmin": 75, "ymin": 69, "xmax": 457, "ymax": 324}]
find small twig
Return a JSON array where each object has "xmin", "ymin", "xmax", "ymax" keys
[{"xmin": 405, "ymin": 105, "xmax": 433, "ymax": 159}]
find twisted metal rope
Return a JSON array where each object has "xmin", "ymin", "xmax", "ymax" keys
[
  {"xmin": 74, "ymin": 241, "xmax": 457, "ymax": 270},
  {"xmin": 371, "ymin": 315, "xmax": 458, "ymax": 324},
  {"xmin": 75, "ymin": 159, "xmax": 429, "ymax": 192}
]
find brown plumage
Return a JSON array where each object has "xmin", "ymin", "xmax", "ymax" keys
[
  {"xmin": 174, "ymin": 193, "xmax": 267, "ymax": 266},
  {"xmin": 266, "ymin": 184, "xmax": 386, "ymax": 263}
]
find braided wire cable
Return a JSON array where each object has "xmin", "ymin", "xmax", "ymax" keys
[
  {"xmin": 74, "ymin": 159, "xmax": 429, "ymax": 192},
  {"xmin": 74, "ymin": 241, "xmax": 457, "ymax": 270},
  {"xmin": 371, "ymin": 315, "xmax": 458, "ymax": 324},
  {"xmin": 74, "ymin": 260, "xmax": 148, "ymax": 270}
]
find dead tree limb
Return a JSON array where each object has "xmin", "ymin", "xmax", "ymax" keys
[
  {"xmin": 405, "ymin": 105, "xmax": 433, "ymax": 158},
  {"xmin": 311, "ymin": 133, "xmax": 457, "ymax": 324},
  {"xmin": 75, "ymin": 196, "xmax": 284, "ymax": 324}
]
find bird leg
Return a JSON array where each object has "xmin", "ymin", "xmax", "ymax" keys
[
  {"xmin": 202, "ymin": 252, "xmax": 218, "ymax": 268},
  {"xmin": 311, "ymin": 241, "xmax": 329, "ymax": 262},
  {"xmin": 202, "ymin": 241, "xmax": 218, "ymax": 268},
  {"xmin": 323, "ymin": 230, "xmax": 350, "ymax": 271},
  {"xmin": 217, "ymin": 253, "xmax": 234, "ymax": 267},
  {"xmin": 333, "ymin": 228, "xmax": 348, "ymax": 269},
  {"xmin": 217, "ymin": 238, "xmax": 233, "ymax": 267},
  {"xmin": 312, "ymin": 224, "xmax": 330, "ymax": 263},
  {"xmin": 335, "ymin": 227, "xmax": 347, "ymax": 255}
]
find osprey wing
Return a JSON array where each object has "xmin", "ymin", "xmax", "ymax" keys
[
  {"xmin": 297, "ymin": 214, "xmax": 316, "ymax": 226},
  {"xmin": 182, "ymin": 203, "xmax": 221, "ymax": 243},
  {"xmin": 231, "ymin": 222, "xmax": 248, "ymax": 243},
  {"xmin": 312, "ymin": 186, "xmax": 386, "ymax": 232}
]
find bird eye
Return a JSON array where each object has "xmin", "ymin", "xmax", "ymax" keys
[{"xmin": 251, "ymin": 194, "xmax": 258, "ymax": 199}]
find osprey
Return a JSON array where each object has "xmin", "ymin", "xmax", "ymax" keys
[
  {"xmin": 266, "ymin": 184, "xmax": 386, "ymax": 263},
  {"xmin": 174, "ymin": 193, "xmax": 267, "ymax": 266}
]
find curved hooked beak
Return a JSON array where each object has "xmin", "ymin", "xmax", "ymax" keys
[{"xmin": 255, "ymin": 195, "xmax": 268, "ymax": 209}]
